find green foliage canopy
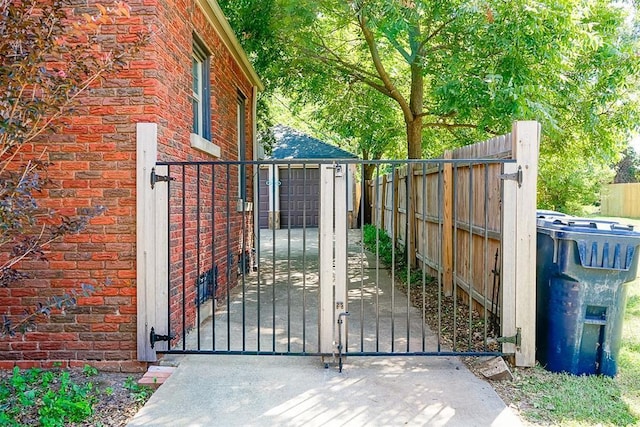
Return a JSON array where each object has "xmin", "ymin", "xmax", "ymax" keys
[{"xmin": 221, "ymin": 0, "xmax": 640, "ymax": 212}]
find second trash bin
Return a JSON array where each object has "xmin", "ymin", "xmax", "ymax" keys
[{"xmin": 536, "ymin": 216, "xmax": 640, "ymax": 377}]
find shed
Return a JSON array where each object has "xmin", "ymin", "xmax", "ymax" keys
[{"xmin": 258, "ymin": 125, "xmax": 358, "ymax": 229}]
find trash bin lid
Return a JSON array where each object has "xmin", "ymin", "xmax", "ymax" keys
[
  {"xmin": 537, "ymin": 217, "xmax": 638, "ymax": 235},
  {"xmin": 536, "ymin": 209, "xmax": 568, "ymax": 219},
  {"xmin": 537, "ymin": 217, "xmax": 640, "ymax": 271}
]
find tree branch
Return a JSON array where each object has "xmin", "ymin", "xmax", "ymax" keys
[
  {"xmin": 357, "ymin": 12, "xmax": 413, "ymax": 122},
  {"xmin": 384, "ymin": 34, "xmax": 412, "ymax": 63},
  {"xmin": 306, "ymin": 35, "xmax": 384, "ymax": 82},
  {"xmin": 302, "ymin": 48, "xmax": 391, "ymax": 96},
  {"xmin": 418, "ymin": 15, "xmax": 458, "ymax": 57}
]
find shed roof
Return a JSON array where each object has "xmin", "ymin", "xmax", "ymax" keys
[{"xmin": 269, "ymin": 125, "xmax": 358, "ymax": 160}]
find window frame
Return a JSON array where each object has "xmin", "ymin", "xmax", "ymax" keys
[
  {"xmin": 191, "ymin": 38, "xmax": 211, "ymax": 142},
  {"xmin": 237, "ymin": 92, "xmax": 247, "ymax": 201}
]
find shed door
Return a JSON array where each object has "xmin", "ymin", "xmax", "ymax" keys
[
  {"xmin": 258, "ymin": 169, "xmax": 269, "ymax": 228},
  {"xmin": 280, "ymin": 167, "xmax": 319, "ymax": 228}
]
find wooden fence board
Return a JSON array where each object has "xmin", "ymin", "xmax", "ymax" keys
[
  {"xmin": 601, "ymin": 183, "xmax": 640, "ymax": 218},
  {"xmin": 366, "ymin": 122, "xmax": 538, "ymax": 366}
]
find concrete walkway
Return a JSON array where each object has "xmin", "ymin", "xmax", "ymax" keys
[
  {"xmin": 128, "ymin": 229, "xmax": 523, "ymax": 426},
  {"xmin": 128, "ymin": 355, "xmax": 521, "ymax": 426}
]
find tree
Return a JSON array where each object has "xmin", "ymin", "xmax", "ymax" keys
[
  {"xmin": 222, "ymin": 0, "xmax": 640, "ymax": 212},
  {"xmin": 613, "ymin": 146, "xmax": 640, "ymax": 183},
  {"xmin": 0, "ymin": 0, "xmax": 146, "ymax": 334}
]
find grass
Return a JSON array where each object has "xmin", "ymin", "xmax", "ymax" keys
[
  {"xmin": 514, "ymin": 367, "xmax": 637, "ymax": 426},
  {"xmin": 510, "ymin": 214, "xmax": 640, "ymax": 426},
  {"xmin": 511, "ymin": 278, "xmax": 640, "ymax": 426}
]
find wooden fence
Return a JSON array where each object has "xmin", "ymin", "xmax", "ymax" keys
[
  {"xmin": 601, "ymin": 183, "xmax": 640, "ymax": 218},
  {"xmin": 368, "ymin": 121, "xmax": 540, "ymax": 366}
]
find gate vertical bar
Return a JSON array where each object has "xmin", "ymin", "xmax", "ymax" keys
[
  {"xmin": 390, "ymin": 165, "xmax": 397, "ymax": 352},
  {"xmin": 443, "ymin": 151, "xmax": 454, "ymax": 296},
  {"xmin": 359, "ymin": 163, "xmax": 366, "ymax": 352},
  {"xmin": 271, "ymin": 165, "xmax": 277, "ymax": 352},
  {"xmin": 241, "ymin": 163, "xmax": 247, "ymax": 352},
  {"xmin": 437, "ymin": 162, "xmax": 443, "ymax": 352},
  {"xmin": 181, "ymin": 165, "xmax": 186, "ymax": 351},
  {"xmin": 483, "ymin": 163, "xmax": 490, "ymax": 348},
  {"xmin": 196, "ymin": 164, "xmax": 201, "ymax": 350},
  {"xmin": 375, "ymin": 165, "xmax": 381, "ymax": 353},
  {"xmin": 468, "ymin": 161, "xmax": 474, "ymax": 351},
  {"xmin": 225, "ymin": 163, "xmax": 231, "ymax": 351},
  {"xmin": 211, "ymin": 164, "xmax": 217, "ymax": 351},
  {"xmin": 405, "ymin": 164, "xmax": 411, "ymax": 352},
  {"xmin": 302, "ymin": 163, "xmax": 307, "ymax": 353},
  {"xmin": 421, "ymin": 163, "xmax": 427, "ymax": 351},
  {"xmin": 287, "ymin": 164, "xmax": 292, "ymax": 352},
  {"xmin": 255, "ymin": 164, "xmax": 261, "ymax": 352},
  {"xmin": 452, "ymin": 164, "xmax": 458, "ymax": 350},
  {"xmin": 319, "ymin": 164, "xmax": 335, "ymax": 356}
]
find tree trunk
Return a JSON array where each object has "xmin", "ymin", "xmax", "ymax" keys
[
  {"xmin": 360, "ymin": 157, "xmax": 378, "ymax": 226},
  {"xmin": 407, "ymin": 61, "xmax": 423, "ymax": 159},
  {"xmin": 406, "ymin": 118, "xmax": 423, "ymax": 159}
]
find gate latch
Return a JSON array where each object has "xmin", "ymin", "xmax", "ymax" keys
[
  {"xmin": 497, "ymin": 327, "xmax": 521, "ymax": 349},
  {"xmin": 149, "ymin": 326, "xmax": 174, "ymax": 349},
  {"xmin": 499, "ymin": 166, "xmax": 523, "ymax": 187},
  {"xmin": 150, "ymin": 167, "xmax": 175, "ymax": 189}
]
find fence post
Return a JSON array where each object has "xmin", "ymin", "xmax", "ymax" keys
[
  {"xmin": 442, "ymin": 151, "xmax": 454, "ymax": 296},
  {"xmin": 334, "ymin": 164, "xmax": 348, "ymax": 353},
  {"xmin": 136, "ymin": 123, "xmax": 168, "ymax": 362},
  {"xmin": 502, "ymin": 121, "xmax": 540, "ymax": 367},
  {"xmin": 319, "ymin": 164, "xmax": 335, "ymax": 356}
]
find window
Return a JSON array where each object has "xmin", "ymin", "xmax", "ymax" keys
[
  {"xmin": 191, "ymin": 39, "xmax": 211, "ymax": 141},
  {"xmin": 237, "ymin": 93, "xmax": 247, "ymax": 201}
]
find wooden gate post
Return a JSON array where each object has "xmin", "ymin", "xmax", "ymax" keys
[
  {"xmin": 319, "ymin": 165, "xmax": 335, "ymax": 355},
  {"xmin": 334, "ymin": 164, "xmax": 348, "ymax": 352},
  {"xmin": 136, "ymin": 123, "xmax": 169, "ymax": 362},
  {"xmin": 319, "ymin": 164, "xmax": 349, "ymax": 358},
  {"xmin": 501, "ymin": 121, "xmax": 540, "ymax": 367}
]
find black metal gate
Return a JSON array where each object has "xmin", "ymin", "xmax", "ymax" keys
[{"xmin": 148, "ymin": 157, "xmax": 521, "ymax": 362}]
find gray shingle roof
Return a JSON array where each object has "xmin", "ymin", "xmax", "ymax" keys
[{"xmin": 268, "ymin": 125, "xmax": 358, "ymax": 160}]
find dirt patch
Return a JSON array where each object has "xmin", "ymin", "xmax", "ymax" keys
[
  {"xmin": 397, "ymin": 277, "xmax": 500, "ymax": 353},
  {"xmin": 0, "ymin": 368, "xmax": 149, "ymax": 427}
]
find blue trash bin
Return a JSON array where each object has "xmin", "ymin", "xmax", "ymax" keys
[{"xmin": 536, "ymin": 217, "xmax": 640, "ymax": 376}]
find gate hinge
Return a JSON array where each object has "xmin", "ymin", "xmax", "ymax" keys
[
  {"xmin": 149, "ymin": 326, "xmax": 174, "ymax": 349},
  {"xmin": 497, "ymin": 327, "xmax": 521, "ymax": 349},
  {"xmin": 499, "ymin": 166, "xmax": 523, "ymax": 187},
  {"xmin": 150, "ymin": 167, "xmax": 175, "ymax": 189}
]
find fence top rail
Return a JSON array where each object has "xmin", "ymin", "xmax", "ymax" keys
[{"xmin": 156, "ymin": 158, "xmax": 517, "ymax": 167}]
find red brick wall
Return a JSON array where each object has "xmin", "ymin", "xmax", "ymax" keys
[
  {"xmin": 152, "ymin": 1, "xmax": 255, "ymax": 348},
  {"xmin": 0, "ymin": 0, "xmax": 257, "ymax": 371}
]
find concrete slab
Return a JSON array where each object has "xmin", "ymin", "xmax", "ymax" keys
[
  {"xmin": 129, "ymin": 229, "xmax": 523, "ymax": 426},
  {"xmin": 128, "ymin": 355, "xmax": 522, "ymax": 426}
]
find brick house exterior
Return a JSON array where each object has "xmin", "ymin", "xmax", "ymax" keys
[{"xmin": 0, "ymin": 0, "xmax": 262, "ymax": 371}]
